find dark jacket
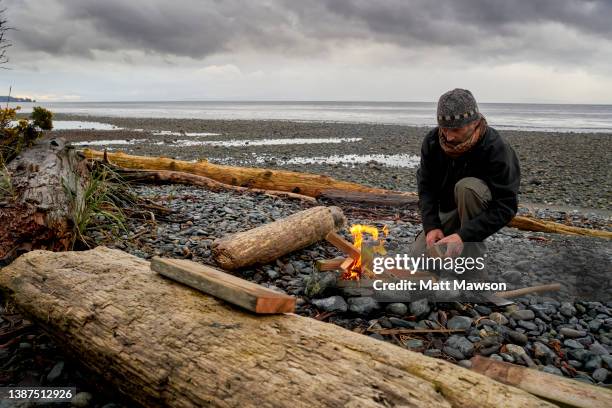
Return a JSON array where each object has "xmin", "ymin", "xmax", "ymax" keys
[{"xmin": 416, "ymin": 126, "xmax": 520, "ymax": 242}]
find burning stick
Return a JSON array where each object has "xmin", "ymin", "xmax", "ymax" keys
[
  {"xmin": 315, "ymin": 257, "xmax": 346, "ymax": 272},
  {"xmin": 325, "ymin": 231, "xmax": 361, "ymax": 260}
]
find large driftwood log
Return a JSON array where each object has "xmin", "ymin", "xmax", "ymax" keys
[
  {"xmin": 212, "ymin": 206, "xmax": 346, "ymax": 270},
  {"xmin": 83, "ymin": 149, "xmax": 418, "ymax": 199},
  {"xmin": 0, "ymin": 247, "xmax": 555, "ymax": 408},
  {"xmin": 0, "ymin": 138, "xmax": 87, "ymax": 263},
  {"xmin": 113, "ymin": 167, "xmax": 317, "ymax": 203}
]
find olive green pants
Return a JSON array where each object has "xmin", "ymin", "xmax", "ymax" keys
[{"xmin": 411, "ymin": 177, "xmax": 492, "ymax": 258}]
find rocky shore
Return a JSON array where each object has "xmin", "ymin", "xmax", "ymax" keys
[
  {"xmin": 1, "ymin": 116, "xmax": 611, "ymax": 406},
  {"xmin": 52, "ymin": 114, "xmax": 612, "ymax": 211}
]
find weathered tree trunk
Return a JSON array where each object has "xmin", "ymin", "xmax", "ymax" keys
[
  {"xmin": 212, "ymin": 206, "xmax": 346, "ymax": 270},
  {"xmin": 83, "ymin": 149, "xmax": 417, "ymax": 198},
  {"xmin": 113, "ymin": 167, "xmax": 316, "ymax": 203},
  {"xmin": 0, "ymin": 138, "xmax": 87, "ymax": 263},
  {"xmin": 0, "ymin": 247, "xmax": 555, "ymax": 408}
]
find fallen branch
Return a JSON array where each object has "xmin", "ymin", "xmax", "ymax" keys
[
  {"xmin": 509, "ymin": 215, "xmax": 612, "ymax": 239},
  {"xmin": 112, "ymin": 166, "xmax": 317, "ymax": 203},
  {"xmin": 495, "ymin": 283, "xmax": 562, "ymax": 299},
  {"xmin": 369, "ymin": 328, "xmax": 466, "ymax": 335}
]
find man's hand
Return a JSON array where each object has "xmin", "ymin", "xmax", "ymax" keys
[
  {"xmin": 436, "ymin": 233, "xmax": 464, "ymax": 257},
  {"xmin": 425, "ymin": 229, "xmax": 444, "ymax": 247}
]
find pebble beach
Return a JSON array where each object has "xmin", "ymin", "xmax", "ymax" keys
[{"xmin": 1, "ymin": 114, "xmax": 611, "ymax": 406}]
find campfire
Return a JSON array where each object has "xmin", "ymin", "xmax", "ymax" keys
[{"xmin": 321, "ymin": 224, "xmax": 389, "ymax": 280}]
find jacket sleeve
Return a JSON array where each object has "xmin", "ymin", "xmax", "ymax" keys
[
  {"xmin": 416, "ymin": 131, "xmax": 442, "ymax": 233},
  {"xmin": 458, "ymin": 142, "xmax": 520, "ymax": 242}
]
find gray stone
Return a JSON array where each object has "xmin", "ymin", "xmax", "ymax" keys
[
  {"xmin": 560, "ymin": 302, "xmax": 577, "ymax": 317},
  {"xmin": 559, "ymin": 327, "xmax": 587, "ymax": 338},
  {"xmin": 265, "ymin": 269, "xmax": 279, "ymax": 280},
  {"xmin": 71, "ymin": 392, "xmax": 93, "ymax": 408},
  {"xmin": 501, "ymin": 270, "xmax": 522, "ymax": 284},
  {"xmin": 564, "ymin": 339, "xmax": 584, "ymax": 349},
  {"xmin": 533, "ymin": 342, "xmax": 556, "ymax": 363},
  {"xmin": 542, "ymin": 365, "xmax": 563, "ymax": 376},
  {"xmin": 312, "ymin": 296, "xmax": 348, "ymax": 313},
  {"xmin": 589, "ymin": 343, "xmax": 610, "ymax": 355},
  {"xmin": 588, "ymin": 319, "xmax": 603, "ymax": 332},
  {"xmin": 446, "ymin": 335, "xmax": 474, "ymax": 357},
  {"xmin": 489, "ymin": 312, "xmax": 508, "ymax": 325},
  {"xmin": 518, "ymin": 320, "xmax": 538, "ymax": 331},
  {"xmin": 46, "ymin": 361, "xmax": 64, "ymax": 383},
  {"xmin": 511, "ymin": 310, "xmax": 535, "ymax": 321},
  {"xmin": 348, "ymin": 297, "xmax": 380, "ymax": 315},
  {"xmin": 389, "ymin": 317, "xmax": 416, "ymax": 328},
  {"xmin": 404, "ymin": 339, "xmax": 424, "ymax": 349},
  {"xmin": 369, "ymin": 333, "xmax": 384, "ymax": 341},
  {"xmin": 443, "ymin": 346, "xmax": 465, "ymax": 360},
  {"xmin": 304, "ymin": 272, "xmax": 337, "ymax": 297},
  {"xmin": 585, "ymin": 356, "xmax": 602, "ymax": 371},
  {"xmin": 424, "ymin": 349, "xmax": 442, "ymax": 358},
  {"xmin": 505, "ymin": 344, "xmax": 527, "ymax": 357},
  {"xmin": 592, "ymin": 368, "xmax": 609, "ymax": 382},
  {"xmin": 447, "ymin": 316, "xmax": 473, "ymax": 330},
  {"xmin": 386, "ymin": 303, "xmax": 408, "ymax": 315},
  {"xmin": 409, "ymin": 298, "xmax": 430, "ymax": 318},
  {"xmin": 507, "ymin": 330, "xmax": 528, "ymax": 345},
  {"xmin": 458, "ymin": 360, "xmax": 472, "ymax": 369}
]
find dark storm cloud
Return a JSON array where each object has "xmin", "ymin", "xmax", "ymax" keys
[{"xmin": 6, "ymin": 0, "xmax": 612, "ymax": 61}]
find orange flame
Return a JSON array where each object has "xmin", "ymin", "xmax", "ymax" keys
[{"xmin": 341, "ymin": 224, "xmax": 389, "ymax": 280}]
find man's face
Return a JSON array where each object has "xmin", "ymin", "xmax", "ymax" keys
[{"xmin": 440, "ymin": 121, "xmax": 478, "ymax": 146}]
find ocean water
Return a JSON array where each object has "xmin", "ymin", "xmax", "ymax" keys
[{"xmin": 12, "ymin": 101, "xmax": 612, "ymax": 133}]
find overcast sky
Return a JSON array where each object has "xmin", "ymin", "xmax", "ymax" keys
[{"xmin": 2, "ymin": 0, "xmax": 611, "ymax": 103}]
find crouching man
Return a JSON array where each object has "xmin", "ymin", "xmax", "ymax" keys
[{"xmin": 412, "ymin": 88, "xmax": 520, "ymax": 264}]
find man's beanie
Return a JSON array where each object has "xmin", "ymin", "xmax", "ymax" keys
[{"xmin": 437, "ymin": 88, "xmax": 481, "ymax": 128}]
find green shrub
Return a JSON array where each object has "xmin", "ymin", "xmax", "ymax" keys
[{"xmin": 31, "ymin": 106, "xmax": 53, "ymax": 130}]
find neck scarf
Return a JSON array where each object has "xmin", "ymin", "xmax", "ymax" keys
[{"xmin": 438, "ymin": 117, "xmax": 487, "ymax": 158}]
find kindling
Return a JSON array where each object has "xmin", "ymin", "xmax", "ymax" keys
[{"xmin": 372, "ymin": 254, "xmax": 485, "ymax": 275}]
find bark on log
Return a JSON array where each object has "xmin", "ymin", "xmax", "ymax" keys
[
  {"xmin": 83, "ymin": 149, "xmax": 416, "ymax": 198},
  {"xmin": 0, "ymin": 138, "xmax": 87, "ymax": 263},
  {"xmin": 0, "ymin": 247, "xmax": 555, "ymax": 408},
  {"xmin": 114, "ymin": 167, "xmax": 317, "ymax": 203},
  {"xmin": 212, "ymin": 206, "xmax": 346, "ymax": 270}
]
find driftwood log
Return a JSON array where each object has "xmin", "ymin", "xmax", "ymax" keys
[
  {"xmin": 83, "ymin": 149, "xmax": 611, "ymax": 239},
  {"xmin": 83, "ymin": 149, "xmax": 418, "ymax": 199},
  {"xmin": 212, "ymin": 206, "xmax": 346, "ymax": 270},
  {"xmin": 470, "ymin": 355, "xmax": 612, "ymax": 408},
  {"xmin": 113, "ymin": 167, "xmax": 317, "ymax": 203},
  {"xmin": 0, "ymin": 138, "xmax": 87, "ymax": 263},
  {"xmin": 0, "ymin": 247, "xmax": 556, "ymax": 408}
]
